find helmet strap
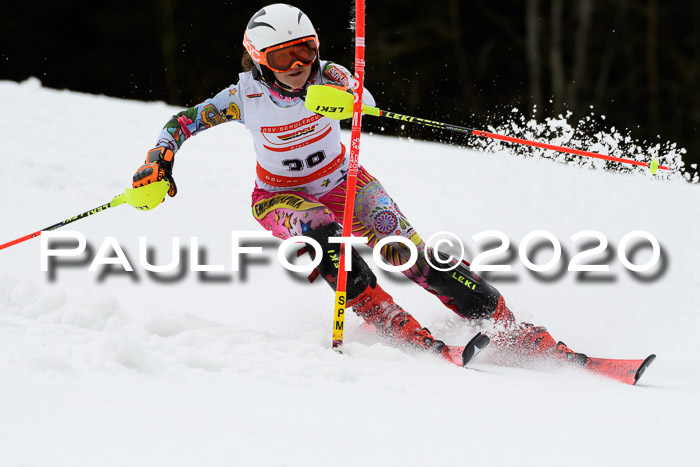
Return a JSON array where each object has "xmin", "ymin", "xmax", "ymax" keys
[{"xmin": 252, "ymin": 59, "xmax": 320, "ymax": 99}]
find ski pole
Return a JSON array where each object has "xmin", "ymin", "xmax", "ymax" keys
[
  {"xmin": 331, "ymin": 0, "xmax": 367, "ymax": 352},
  {"xmin": 0, "ymin": 181, "xmax": 170, "ymax": 251},
  {"xmin": 305, "ymin": 85, "xmax": 669, "ymax": 174}
]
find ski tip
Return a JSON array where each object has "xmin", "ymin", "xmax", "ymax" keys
[
  {"xmin": 634, "ymin": 354, "xmax": 657, "ymax": 385},
  {"xmin": 461, "ymin": 332, "xmax": 491, "ymax": 367}
]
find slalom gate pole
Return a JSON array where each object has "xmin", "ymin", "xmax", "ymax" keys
[
  {"xmin": 332, "ymin": 0, "xmax": 366, "ymax": 352},
  {"xmin": 0, "ymin": 181, "xmax": 170, "ymax": 251},
  {"xmin": 305, "ymin": 86, "xmax": 670, "ymax": 174}
]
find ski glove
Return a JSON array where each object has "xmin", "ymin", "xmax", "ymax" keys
[{"xmin": 132, "ymin": 147, "xmax": 177, "ymax": 197}]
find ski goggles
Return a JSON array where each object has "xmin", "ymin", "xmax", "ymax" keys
[{"xmin": 244, "ymin": 34, "xmax": 319, "ymax": 73}]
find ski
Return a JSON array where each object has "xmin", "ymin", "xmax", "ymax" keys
[
  {"xmin": 585, "ymin": 354, "xmax": 656, "ymax": 385},
  {"xmin": 440, "ymin": 332, "xmax": 491, "ymax": 368}
]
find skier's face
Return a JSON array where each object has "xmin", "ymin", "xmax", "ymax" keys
[{"xmin": 273, "ymin": 63, "xmax": 312, "ymax": 91}]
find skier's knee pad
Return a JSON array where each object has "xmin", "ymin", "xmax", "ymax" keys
[
  {"xmin": 426, "ymin": 252, "xmax": 501, "ymax": 320},
  {"xmin": 304, "ymin": 222, "xmax": 376, "ymax": 301}
]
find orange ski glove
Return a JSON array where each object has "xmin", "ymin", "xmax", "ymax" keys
[{"xmin": 132, "ymin": 147, "xmax": 177, "ymax": 197}]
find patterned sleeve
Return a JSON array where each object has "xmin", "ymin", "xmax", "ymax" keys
[
  {"xmin": 154, "ymin": 84, "xmax": 245, "ymax": 153},
  {"xmin": 320, "ymin": 61, "xmax": 376, "ymax": 107}
]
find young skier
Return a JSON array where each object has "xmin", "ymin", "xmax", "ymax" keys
[{"xmin": 132, "ymin": 3, "xmax": 587, "ymax": 366}]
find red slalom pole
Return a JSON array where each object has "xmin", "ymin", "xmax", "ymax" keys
[
  {"xmin": 306, "ymin": 87, "xmax": 671, "ymax": 174},
  {"xmin": 0, "ymin": 201, "xmax": 114, "ymax": 251},
  {"xmin": 376, "ymin": 110, "xmax": 672, "ymax": 172},
  {"xmin": 331, "ymin": 0, "xmax": 366, "ymax": 351},
  {"xmin": 471, "ymin": 130, "xmax": 671, "ymax": 171},
  {"xmin": 0, "ymin": 181, "xmax": 171, "ymax": 252}
]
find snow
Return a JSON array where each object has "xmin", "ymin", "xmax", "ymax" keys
[{"xmin": 1, "ymin": 78, "xmax": 699, "ymax": 466}]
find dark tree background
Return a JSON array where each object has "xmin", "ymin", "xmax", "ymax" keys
[{"xmin": 2, "ymin": 0, "xmax": 698, "ymax": 176}]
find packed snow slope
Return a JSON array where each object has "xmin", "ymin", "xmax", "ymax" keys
[{"xmin": 1, "ymin": 79, "xmax": 699, "ymax": 467}]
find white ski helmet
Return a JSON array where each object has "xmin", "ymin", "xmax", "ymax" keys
[{"xmin": 243, "ymin": 4, "xmax": 320, "ymax": 96}]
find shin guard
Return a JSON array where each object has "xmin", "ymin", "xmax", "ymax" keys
[
  {"xmin": 303, "ymin": 222, "xmax": 376, "ymax": 302},
  {"xmin": 425, "ymin": 252, "xmax": 501, "ymax": 320}
]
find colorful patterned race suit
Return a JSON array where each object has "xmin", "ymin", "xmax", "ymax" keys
[{"xmin": 151, "ymin": 60, "xmax": 576, "ymax": 359}]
